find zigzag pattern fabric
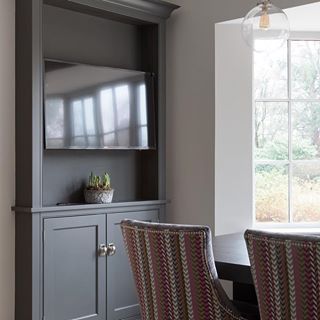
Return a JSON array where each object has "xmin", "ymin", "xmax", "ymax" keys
[
  {"xmin": 245, "ymin": 230, "xmax": 320, "ymax": 320},
  {"xmin": 121, "ymin": 220, "xmax": 245, "ymax": 320}
]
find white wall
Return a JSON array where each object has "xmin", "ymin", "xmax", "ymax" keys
[
  {"xmin": 215, "ymin": 23, "xmax": 253, "ymax": 236},
  {"xmin": 0, "ymin": 0, "xmax": 15, "ymax": 319},
  {"xmin": 166, "ymin": 0, "xmax": 215, "ymax": 229},
  {"xmin": 165, "ymin": 0, "xmax": 319, "ymax": 233},
  {"xmin": 214, "ymin": 10, "xmax": 320, "ymax": 236}
]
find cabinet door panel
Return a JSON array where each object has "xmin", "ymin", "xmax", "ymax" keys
[
  {"xmin": 107, "ymin": 210, "xmax": 159, "ymax": 320},
  {"xmin": 43, "ymin": 215, "xmax": 106, "ymax": 320}
]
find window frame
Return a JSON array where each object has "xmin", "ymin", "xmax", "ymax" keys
[{"xmin": 253, "ymin": 32, "xmax": 320, "ymax": 229}]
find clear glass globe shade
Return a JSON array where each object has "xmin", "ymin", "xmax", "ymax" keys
[{"xmin": 242, "ymin": 2, "xmax": 290, "ymax": 52}]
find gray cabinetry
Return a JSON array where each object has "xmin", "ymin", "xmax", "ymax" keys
[
  {"xmin": 39, "ymin": 206, "xmax": 161, "ymax": 320},
  {"xmin": 15, "ymin": 0, "xmax": 178, "ymax": 318},
  {"xmin": 107, "ymin": 210, "xmax": 159, "ymax": 320},
  {"xmin": 43, "ymin": 214, "xmax": 106, "ymax": 320}
]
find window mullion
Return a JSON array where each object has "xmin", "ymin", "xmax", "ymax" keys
[{"xmin": 288, "ymin": 40, "xmax": 293, "ymax": 223}]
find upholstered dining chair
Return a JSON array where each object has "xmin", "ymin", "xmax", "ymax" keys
[
  {"xmin": 121, "ymin": 220, "xmax": 259, "ymax": 320},
  {"xmin": 245, "ymin": 229, "xmax": 320, "ymax": 320}
]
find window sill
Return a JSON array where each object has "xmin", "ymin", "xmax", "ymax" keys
[{"xmin": 254, "ymin": 223, "xmax": 320, "ymax": 234}]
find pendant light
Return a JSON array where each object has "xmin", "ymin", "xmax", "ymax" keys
[{"xmin": 242, "ymin": 0, "xmax": 290, "ymax": 52}]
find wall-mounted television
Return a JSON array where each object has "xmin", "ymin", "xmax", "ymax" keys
[{"xmin": 44, "ymin": 59, "xmax": 156, "ymax": 150}]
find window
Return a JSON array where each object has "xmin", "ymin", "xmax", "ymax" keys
[
  {"xmin": 45, "ymin": 97, "xmax": 65, "ymax": 148},
  {"xmin": 254, "ymin": 39, "xmax": 320, "ymax": 224},
  {"xmin": 71, "ymin": 97, "xmax": 98, "ymax": 147},
  {"xmin": 100, "ymin": 84, "xmax": 131, "ymax": 147},
  {"xmin": 137, "ymin": 84, "xmax": 149, "ymax": 147}
]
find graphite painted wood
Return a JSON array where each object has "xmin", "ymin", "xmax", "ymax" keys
[
  {"xmin": 15, "ymin": 213, "xmax": 33, "ymax": 320},
  {"xmin": 42, "ymin": 4, "xmax": 145, "ymax": 205},
  {"xmin": 106, "ymin": 210, "xmax": 160, "ymax": 320},
  {"xmin": 155, "ymin": 21, "xmax": 167, "ymax": 200},
  {"xmin": 43, "ymin": 5, "xmax": 142, "ymax": 69},
  {"xmin": 44, "ymin": 0, "xmax": 179, "ymax": 23},
  {"xmin": 16, "ymin": 0, "xmax": 43, "ymax": 207},
  {"xmin": 42, "ymin": 5, "xmax": 164, "ymax": 206},
  {"xmin": 15, "ymin": 0, "xmax": 179, "ymax": 318},
  {"xmin": 15, "ymin": 212, "xmax": 42, "ymax": 320},
  {"xmin": 121, "ymin": 317, "xmax": 140, "ymax": 320},
  {"xmin": 212, "ymin": 232, "xmax": 253, "ymax": 284},
  {"xmin": 140, "ymin": 24, "xmax": 159, "ymax": 200},
  {"xmin": 43, "ymin": 214, "xmax": 106, "ymax": 320},
  {"xmin": 43, "ymin": 150, "xmax": 145, "ymax": 205},
  {"xmin": 13, "ymin": 200, "xmax": 167, "ymax": 214},
  {"xmin": 14, "ymin": 203, "xmax": 165, "ymax": 320},
  {"xmin": 70, "ymin": 0, "xmax": 178, "ymax": 19}
]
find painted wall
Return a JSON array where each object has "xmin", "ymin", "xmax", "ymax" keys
[
  {"xmin": 214, "ymin": 7, "xmax": 320, "ymax": 236},
  {"xmin": 165, "ymin": 0, "xmax": 319, "ymax": 233},
  {"xmin": 215, "ymin": 23, "xmax": 253, "ymax": 236},
  {"xmin": 0, "ymin": 0, "xmax": 15, "ymax": 319}
]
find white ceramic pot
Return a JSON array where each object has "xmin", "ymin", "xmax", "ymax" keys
[{"xmin": 84, "ymin": 189, "xmax": 114, "ymax": 204}]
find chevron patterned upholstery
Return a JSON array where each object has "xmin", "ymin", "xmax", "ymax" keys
[
  {"xmin": 121, "ymin": 220, "xmax": 249, "ymax": 320},
  {"xmin": 245, "ymin": 229, "xmax": 320, "ymax": 320}
]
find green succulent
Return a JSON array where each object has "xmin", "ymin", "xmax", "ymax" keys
[{"xmin": 87, "ymin": 172, "xmax": 112, "ymax": 191}]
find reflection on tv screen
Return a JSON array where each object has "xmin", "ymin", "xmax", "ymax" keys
[{"xmin": 44, "ymin": 60, "xmax": 156, "ymax": 150}]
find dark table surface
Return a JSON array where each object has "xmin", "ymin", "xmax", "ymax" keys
[{"xmin": 212, "ymin": 232, "xmax": 253, "ymax": 284}]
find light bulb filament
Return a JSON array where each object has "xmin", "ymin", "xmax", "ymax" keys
[{"xmin": 259, "ymin": 4, "xmax": 270, "ymax": 29}]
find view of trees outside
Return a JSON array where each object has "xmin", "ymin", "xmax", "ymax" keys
[{"xmin": 254, "ymin": 40, "xmax": 320, "ymax": 223}]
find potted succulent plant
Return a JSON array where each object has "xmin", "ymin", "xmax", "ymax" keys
[{"xmin": 84, "ymin": 172, "xmax": 114, "ymax": 204}]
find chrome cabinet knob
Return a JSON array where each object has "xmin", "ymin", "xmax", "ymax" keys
[
  {"xmin": 98, "ymin": 244, "xmax": 108, "ymax": 257},
  {"xmin": 98, "ymin": 243, "xmax": 116, "ymax": 257},
  {"xmin": 107, "ymin": 243, "xmax": 116, "ymax": 256}
]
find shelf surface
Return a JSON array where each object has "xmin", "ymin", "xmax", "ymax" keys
[{"xmin": 13, "ymin": 199, "xmax": 167, "ymax": 213}]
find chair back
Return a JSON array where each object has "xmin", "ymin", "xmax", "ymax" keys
[
  {"xmin": 245, "ymin": 230, "xmax": 320, "ymax": 320},
  {"xmin": 121, "ymin": 219, "xmax": 244, "ymax": 320}
]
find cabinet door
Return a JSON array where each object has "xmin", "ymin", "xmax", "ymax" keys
[
  {"xmin": 107, "ymin": 210, "xmax": 159, "ymax": 320},
  {"xmin": 43, "ymin": 215, "xmax": 106, "ymax": 320}
]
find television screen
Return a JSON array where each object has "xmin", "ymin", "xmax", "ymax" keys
[{"xmin": 44, "ymin": 60, "xmax": 156, "ymax": 149}]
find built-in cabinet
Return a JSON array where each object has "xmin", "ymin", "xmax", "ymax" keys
[
  {"xmin": 107, "ymin": 210, "xmax": 159, "ymax": 320},
  {"xmin": 41, "ymin": 206, "xmax": 160, "ymax": 320},
  {"xmin": 16, "ymin": 203, "xmax": 164, "ymax": 320},
  {"xmin": 14, "ymin": 0, "xmax": 178, "ymax": 319},
  {"xmin": 43, "ymin": 214, "xmax": 106, "ymax": 320}
]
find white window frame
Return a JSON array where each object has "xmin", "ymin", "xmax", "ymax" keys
[{"xmin": 253, "ymin": 31, "xmax": 320, "ymax": 229}]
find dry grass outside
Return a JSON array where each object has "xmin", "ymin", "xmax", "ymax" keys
[
  {"xmin": 256, "ymin": 170, "xmax": 320, "ymax": 223},
  {"xmin": 292, "ymin": 179, "xmax": 320, "ymax": 222},
  {"xmin": 256, "ymin": 169, "xmax": 288, "ymax": 223}
]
